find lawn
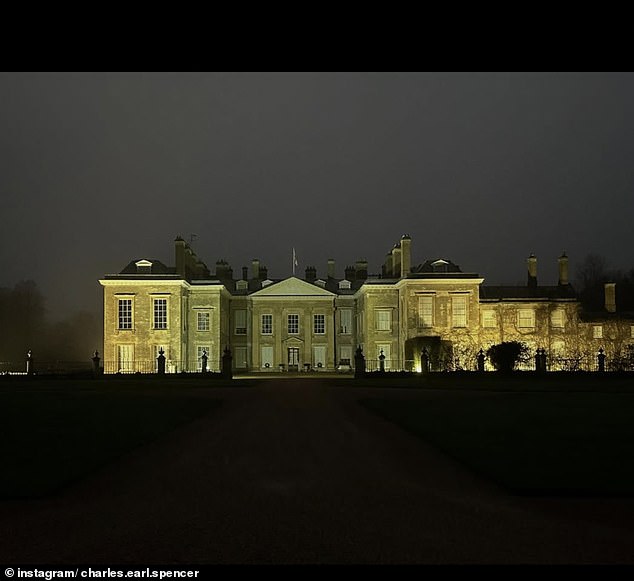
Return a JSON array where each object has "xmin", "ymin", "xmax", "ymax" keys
[
  {"xmin": 360, "ymin": 388, "xmax": 634, "ymax": 496},
  {"xmin": 0, "ymin": 385, "xmax": 220, "ymax": 498}
]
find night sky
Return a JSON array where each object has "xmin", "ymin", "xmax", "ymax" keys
[{"xmin": 1, "ymin": 72, "xmax": 633, "ymax": 321}]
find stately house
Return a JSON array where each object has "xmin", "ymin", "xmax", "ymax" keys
[{"xmin": 99, "ymin": 236, "xmax": 634, "ymax": 373}]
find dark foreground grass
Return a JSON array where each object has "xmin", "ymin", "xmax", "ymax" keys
[
  {"xmin": 0, "ymin": 386, "xmax": 220, "ymax": 499},
  {"xmin": 361, "ymin": 389, "xmax": 634, "ymax": 496}
]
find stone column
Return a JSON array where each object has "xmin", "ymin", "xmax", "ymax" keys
[
  {"xmin": 354, "ymin": 346, "xmax": 365, "ymax": 379},
  {"xmin": 92, "ymin": 350, "xmax": 101, "ymax": 378},
  {"xmin": 157, "ymin": 348, "xmax": 166, "ymax": 375},
  {"xmin": 222, "ymin": 347, "xmax": 233, "ymax": 379}
]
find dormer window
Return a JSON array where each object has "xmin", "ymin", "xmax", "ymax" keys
[
  {"xmin": 135, "ymin": 259, "xmax": 153, "ymax": 274},
  {"xmin": 261, "ymin": 279, "xmax": 273, "ymax": 288},
  {"xmin": 431, "ymin": 259, "xmax": 449, "ymax": 273},
  {"xmin": 315, "ymin": 279, "xmax": 326, "ymax": 288},
  {"xmin": 236, "ymin": 280, "xmax": 248, "ymax": 290},
  {"xmin": 339, "ymin": 279, "xmax": 351, "ymax": 290}
]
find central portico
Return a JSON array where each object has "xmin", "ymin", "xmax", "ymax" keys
[{"xmin": 250, "ymin": 277, "xmax": 337, "ymax": 371}]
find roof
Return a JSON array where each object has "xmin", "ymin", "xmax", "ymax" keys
[{"xmin": 480, "ymin": 285, "xmax": 578, "ymax": 301}]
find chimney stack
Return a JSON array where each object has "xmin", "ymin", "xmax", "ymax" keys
[
  {"xmin": 175, "ymin": 236, "xmax": 186, "ymax": 277},
  {"xmin": 259, "ymin": 266, "xmax": 268, "ymax": 280},
  {"xmin": 400, "ymin": 234, "xmax": 411, "ymax": 278},
  {"xmin": 392, "ymin": 243, "xmax": 402, "ymax": 279},
  {"xmin": 558, "ymin": 252, "xmax": 569, "ymax": 286},
  {"xmin": 605, "ymin": 282, "xmax": 616, "ymax": 313},
  {"xmin": 305, "ymin": 266, "xmax": 317, "ymax": 282},
  {"xmin": 354, "ymin": 260, "xmax": 368, "ymax": 281},
  {"xmin": 242, "ymin": 266, "xmax": 248, "ymax": 281},
  {"xmin": 252, "ymin": 258, "xmax": 260, "ymax": 280},
  {"xmin": 384, "ymin": 253, "xmax": 393, "ymax": 278},
  {"xmin": 327, "ymin": 259, "xmax": 335, "ymax": 279},
  {"xmin": 527, "ymin": 254, "xmax": 537, "ymax": 288},
  {"xmin": 344, "ymin": 265, "xmax": 355, "ymax": 281}
]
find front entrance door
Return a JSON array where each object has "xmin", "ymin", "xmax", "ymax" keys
[{"xmin": 288, "ymin": 347, "xmax": 299, "ymax": 371}]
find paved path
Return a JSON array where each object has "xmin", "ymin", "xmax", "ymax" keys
[{"xmin": 3, "ymin": 379, "xmax": 634, "ymax": 564}]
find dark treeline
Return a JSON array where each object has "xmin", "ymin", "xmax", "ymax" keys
[
  {"xmin": 575, "ymin": 254, "xmax": 634, "ymax": 312},
  {"xmin": 0, "ymin": 280, "xmax": 101, "ymax": 363}
]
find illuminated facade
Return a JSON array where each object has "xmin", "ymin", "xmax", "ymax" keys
[{"xmin": 100, "ymin": 236, "xmax": 634, "ymax": 373}]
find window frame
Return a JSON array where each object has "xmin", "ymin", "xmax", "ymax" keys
[
  {"xmin": 451, "ymin": 295, "xmax": 468, "ymax": 328},
  {"xmin": 117, "ymin": 298, "xmax": 133, "ymax": 330},
  {"xmin": 517, "ymin": 308, "xmax": 535, "ymax": 329},
  {"xmin": 197, "ymin": 311, "xmax": 210, "ymax": 332},
  {"xmin": 287, "ymin": 313, "xmax": 299, "ymax": 334},
  {"xmin": 418, "ymin": 295, "xmax": 434, "ymax": 328},
  {"xmin": 234, "ymin": 309, "xmax": 247, "ymax": 335},
  {"xmin": 313, "ymin": 314, "xmax": 325, "ymax": 334},
  {"xmin": 375, "ymin": 309, "xmax": 392, "ymax": 331},
  {"xmin": 153, "ymin": 298, "xmax": 168, "ymax": 330},
  {"xmin": 261, "ymin": 314, "xmax": 273, "ymax": 335}
]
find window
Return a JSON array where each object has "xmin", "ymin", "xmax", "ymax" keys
[
  {"xmin": 196, "ymin": 346, "xmax": 211, "ymax": 371},
  {"xmin": 340, "ymin": 309, "xmax": 352, "ymax": 334},
  {"xmin": 153, "ymin": 298, "xmax": 167, "ymax": 329},
  {"xmin": 234, "ymin": 309, "xmax": 247, "ymax": 335},
  {"xmin": 313, "ymin": 314, "xmax": 325, "ymax": 334},
  {"xmin": 340, "ymin": 345, "xmax": 352, "ymax": 365},
  {"xmin": 117, "ymin": 344, "xmax": 133, "ymax": 372},
  {"xmin": 339, "ymin": 280, "xmax": 351, "ymax": 289},
  {"xmin": 236, "ymin": 280, "xmax": 248, "ymax": 290},
  {"xmin": 518, "ymin": 309, "xmax": 535, "ymax": 328},
  {"xmin": 375, "ymin": 309, "xmax": 391, "ymax": 331},
  {"xmin": 452, "ymin": 295, "xmax": 467, "ymax": 328},
  {"xmin": 551, "ymin": 309, "xmax": 564, "ymax": 328},
  {"xmin": 261, "ymin": 345, "xmax": 274, "ymax": 368},
  {"xmin": 482, "ymin": 310, "xmax": 497, "ymax": 328},
  {"xmin": 313, "ymin": 345, "xmax": 326, "ymax": 368},
  {"xmin": 288, "ymin": 314, "xmax": 299, "ymax": 334},
  {"xmin": 261, "ymin": 314, "xmax": 272, "ymax": 335},
  {"xmin": 593, "ymin": 325, "xmax": 603, "ymax": 339},
  {"xmin": 419, "ymin": 296, "xmax": 434, "ymax": 327},
  {"xmin": 197, "ymin": 311, "xmax": 210, "ymax": 331},
  {"xmin": 118, "ymin": 299, "xmax": 132, "ymax": 329},
  {"xmin": 234, "ymin": 346, "xmax": 248, "ymax": 369},
  {"xmin": 631, "ymin": 325, "xmax": 634, "ymax": 339}
]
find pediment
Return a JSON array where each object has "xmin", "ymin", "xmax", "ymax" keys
[{"xmin": 251, "ymin": 277, "xmax": 335, "ymax": 297}]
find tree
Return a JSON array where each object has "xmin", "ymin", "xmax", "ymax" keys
[{"xmin": 486, "ymin": 341, "xmax": 530, "ymax": 373}]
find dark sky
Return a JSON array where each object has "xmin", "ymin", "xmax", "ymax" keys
[{"xmin": 1, "ymin": 72, "xmax": 633, "ymax": 321}]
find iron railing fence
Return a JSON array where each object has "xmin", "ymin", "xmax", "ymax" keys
[
  {"xmin": 0, "ymin": 360, "xmax": 93, "ymax": 375},
  {"xmin": 101, "ymin": 360, "xmax": 222, "ymax": 374}
]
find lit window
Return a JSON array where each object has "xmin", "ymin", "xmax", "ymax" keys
[
  {"xmin": 313, "ymin": 314, "xmax": 325, "ymax": 334},
  {"xmin": 482, "ymin": 310, "xmax": 496, "ymax": 328},
  {"xmin": 288, "ymin": 314, "xmax": 299, "ymax": 334},
  {"xmin": 153, "ymin": 298, "xmax": 167, "ymax": 329},
  {"xmin": 234, "ymin": 309, "xmax": 247, "ymax": 335},
  {"xmin": 197, "ymin": 312, "xmax": 210, "ymax": 331},
  {"xmin": 375, "ymin": 309, "xmax": 391, "ymax": 331},
  {"xmin": 518, "ymin": 309, "xmax": 535, "ymax": 328},
  {"xmin": 340, "ymin": 309, "xmax": 352, "ymax": 334},
  {"xmin": 419, "ymin": 296, "xmax": 434, "ymax": 327},
  {"xmin": 261, "ymin": 314, "xmax": 272, "ymax": 335},
  {"xmin": 593, "ymin": 325, "xmax": 603, "ymax": 339},
  {"xmin": 117, "ymin": 344, "xmax": 133, "ymax": 372},
  {"xmin": 234, "ymin": 346, "xmax": 248, "ymax": 369},
  {"xmin": 452, "ymin": 295, "xmax": 467, "ymax": 328},
  {"xmin": 631, "ymin": 325, "xmax": 634, "ymax": 339},
  {"xmin": 551, "ymin": 309, "xmax": 564, "ymax": 328},
  {"xmin": 339, "ymin": 345, "xmax": 352, "ymax": 365},
  {"xmin": 118, "ymin": 299, "xmax": 132, "ymax": 330}
]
